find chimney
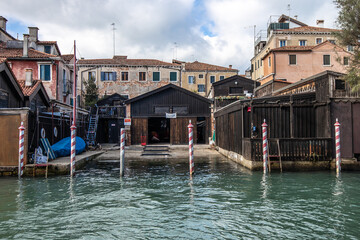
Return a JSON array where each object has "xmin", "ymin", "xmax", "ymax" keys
[
  {"xmin": 294, "ymin": 15, "xmax": 298, "ymax": 20},
  {"xmin": 28, "ymin": 27, "xmax": 39, "ymax": 42},
  {"xmin": 316, "ymin": 20, "xmax": 324, "ymax": 28},
  {"xmin": 0, "ymin": 16, "xmax": 7, "ymax": 31},
  {"xmin": 23, "ymin": 34, "xmax": 29, "ymax": 57},
  {"xmin": 229, "ymin": 65, "xmax": 232, "ymax": 69},
  {"xmin": 25, "ymin": 69, "xmax": 33, "ymax": 87}
]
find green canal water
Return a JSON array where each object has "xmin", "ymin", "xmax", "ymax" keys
[{"xmin": 1, "ymin": 157, "xmax": 360, "ymax": 240}]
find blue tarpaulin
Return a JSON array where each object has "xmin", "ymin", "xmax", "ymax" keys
[{"xmin": 51, "ymin": 137, "xmax": 86, "ymax": 158}]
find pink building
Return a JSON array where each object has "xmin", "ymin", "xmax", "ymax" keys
[{"xmin": 261, "ymin": 41, "xmax": 351, "ymax": 84}]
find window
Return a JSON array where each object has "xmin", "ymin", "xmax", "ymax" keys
[
  {"xmin": 101, "ymin": 72, "xmax": 116, "ymax": 81},
  {"xmin": 289, "ymin": 55, "xmax": 297, "ymax": 65},
  {"xmin": 257, "ymin": 60, "xmax": 259, "ymax": 68},
  {"xmin": 188, "ymin": 76, "xmax": 195, "ymax": 84},
  {"xmin": 220, "ymin": 76, "xmax": 225, "ymax": 80},
  {"xmin": 335, "ymin": 79, "xmax": 345, "ymax": 90},
  {"xmin": 279, "ymin": 40, "xmax": 286, "ymax": 47},
  {"xmin": 316, "ymin": 38, "xmax": 322, "ymax": 44},
  {"xmin": 39, "ymin": 64, "xmax": 51, "ymax": 81},
  {"xmin": 268, "ymin": 57, "xmax": 271, "ymax": 67},
  {"xmin": 229, "ymin": 87, "xmax": 243, "ymax": 95},
  {"xmin": 44, "ymin": 45, "xmax": 51, "ymax": 54},
  {"xmin": 299, "ymin": 40, "xmax": 307, "ymax": 46},
  {"xmin": 121, "ymin": 72, "xmax": 128, "ymax": 81},
  {"xmin": 329, "ymin": 40, "xmax": 336, "ymax": 44},
  {"xmin": 323, "ymin": 55, "xmax": 331, "ymax": 66},
  {"xmin": 199, "ymin": 74, "xmax": 204, "ymax": 78},
  {"xmin": 154, "ymin": 106, "xmax": 170, "ymax": 114},
  {"xmin": 153, "ymin": 72, "xmax": 160, "ymax": 81},
  {"xmin": 139, "ymin": 72, "xmax": 146, "ymax": 81},
  {"xmin": 347, "ymin": 45, "xmax": 354, "ymax": 52},
  {"xmin": 344, "ymin": 57, "xmax": 349, "ymax": 66},
  {"xmin": 198, "ymin": 84, "xmax": 205, "ymax": 92},
  {"xmin": 88, "ymin": 71, "xmax": 95, "ymax": 81},
  {"xmin": 170, "ymin": 72, "xmax": 177, "ymax": 82},
  {"xmin": 173, "ymin": 106, "xmax": 188, "ymax": 114},
  {"xmin": 70, "ymin": 98, "xmax": 73, "ymax": 106},
  {"xmin": 0, "ymin": 89, "xmax": 9, "ymax": 108},
  {"xmin": 63, "ymin": 69, "xmax": 67, "ymax": 93},
  {"xmin": 210, "ymin": 76, "xmax": 215, "ymax": 83}
]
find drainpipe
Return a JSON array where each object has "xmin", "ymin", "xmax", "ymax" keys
[
  {"xmin": 56, "ymin": 61, "xmax": 59, "ymax": 100},
  {"xmin": 273, "ymin": 52, "xmax": 276, "ymax": 82}
]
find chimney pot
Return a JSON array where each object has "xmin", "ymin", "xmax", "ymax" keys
[
  {"xmin": 25, "ymin": 69, "xmax": 33, "ymax": 87},
  {"xmin": 23, "ymin": 34, "xmax": 29, "ymax": 57},
  {"xmin": 229, "ymin": 65, "xmax": 232, "ymax": 69},
  {"xmin": 0, "ymin": 16, "xmax": 7, "ymax": 31}
]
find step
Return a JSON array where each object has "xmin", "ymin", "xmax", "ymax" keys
[
  {"xmin": 143, "ymin": 149, "xmax": 169, "ymax": 152},
  {"xmin": 141, "ymin": 153, "xmax": 171, "ymax": 156}
]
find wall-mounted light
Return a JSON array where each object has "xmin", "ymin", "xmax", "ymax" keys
[{"xmin": 235, "ymin": 81, "xmax": 238, "ymax": 85}]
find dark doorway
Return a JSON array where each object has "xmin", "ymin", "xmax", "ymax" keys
[
  {"xmin": 148, "ymin": 118, "xmax": 170, "ymax": 144},
  {"xmin": 197, "ymin": 117, "xmax": 206, "ymax": 144},
  {"xmin": 108, "ymin": 119, "xmax": 119, "ymax": 143}
]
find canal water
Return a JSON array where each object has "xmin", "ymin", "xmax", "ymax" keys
[{"xmin": 1, "ymin": 157, "xmax": 360, "ymax": 239}]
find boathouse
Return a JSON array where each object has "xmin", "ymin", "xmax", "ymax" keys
[
  {"xmin": 126, "ymin": 84, "xmax": 212, "ymax": 145},
  {"xmin": 96, "ymin": 93, "xmax": 127, "ymax": 143},
  {"xmin": 215, "ymin": 71, "xmax": 360, "ymax": 170}
]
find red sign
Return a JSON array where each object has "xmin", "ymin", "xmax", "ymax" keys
[
  {"xmin": 247, "ymin": 107, "xmax": 251, "ymax": 112},
  {"xmin": 124, "ymin": 118, "xmax": 131, "ymax": 126}
]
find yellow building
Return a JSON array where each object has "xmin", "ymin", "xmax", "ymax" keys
[
  {"xmin": 251, "ymin": 15, "xmax": 340, "ymax": 84},
  {"xmin": 174, "ymin": 60, "xmax": 238, "ymax": 97}
]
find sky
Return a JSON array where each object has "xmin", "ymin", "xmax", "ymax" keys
[{"xmin": 1, "ymin": 0, "xmax": 339, "ymax": 73}]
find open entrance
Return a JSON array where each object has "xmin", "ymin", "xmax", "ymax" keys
[
  {"xmin": 148, "ymin": 117, "xmax": 170, "ymax": 144},
  {"xmin": 197, "ymin": 117, "xmax": 206, "ymax": 144}
]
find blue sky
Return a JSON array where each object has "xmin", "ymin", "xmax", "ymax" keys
[{"xmin": 1, "ymin": 0, "xmax": 339, "ymax": 72}]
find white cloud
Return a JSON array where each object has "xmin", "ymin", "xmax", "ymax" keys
[{"xmin": 1, "ymin": 0, "xmax": 339, "ymax": 72}]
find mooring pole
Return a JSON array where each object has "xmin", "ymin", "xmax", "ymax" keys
[
  {"xmin": 120, "ymin": 128, "xmax": 125, "ymax": 177},
  {"xmin": 70, "ymin": 40, "xmax": 77, "ymax": 177},
  {"xmin": 335, "ymin": 118, "xmax": 341, "ymax": 174},
  {"xmin": 18, "ymin": 122, "xmax": 25, "ymax": 178},
  {"xmin": 262, "ymin": 119, "xmax": 268, "ymax": 174},
  {"xmin": 188, "ymin": 120, "xmax": 194, "ymax": 176}
]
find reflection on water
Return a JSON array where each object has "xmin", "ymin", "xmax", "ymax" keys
[{"xmin": 0, "ymin": 157, "xmax": 360, "ymax": 239}]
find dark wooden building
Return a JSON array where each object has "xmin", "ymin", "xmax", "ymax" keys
[
  {"xmin": 209, "ymin": 75, "xmax": 259, "ymax": 110},
  {"xmin": 126, "ymin": 84, "xmax": 211, "ymax": 145},
  {"xmin": 215, "ymin": 71, "xmax": 360, "ymax": 170},
  {"xmin": 0, "ymin": 59, "xmax": 24, "ymax": 108},
  {"xmin": 96, "ymin": 93, "xmax": 127, "ymax": 143}
]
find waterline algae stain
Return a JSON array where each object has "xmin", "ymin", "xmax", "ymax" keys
[{"xmin": 1, "ymin": 157, "xmax": 360, "ymax": 239}]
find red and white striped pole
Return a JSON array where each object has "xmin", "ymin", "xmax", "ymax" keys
[
  {"xmin": 335, "ymin": 118, "xmax": 341, "ymax": 174},
  {"xmin": 70, "ymin": 124, "xmax": 76, "ymax": 177},
  {"xmin": 120, "ymin": 128, "xmax": 125, "ymax": 177},
  {"xmin": 188, "ymin": 120, "xmax": 194, "ymax": 176},
  {"xmin": 262, "ymin": 119, "xmax": 268, "ymax": 174},
  {"xmin": 18, "ymin": 122, "xmax": 25, "ymax": 178}
]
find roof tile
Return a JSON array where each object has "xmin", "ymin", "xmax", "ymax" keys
[
  {"xmin": 17, "ymin": 79, "xmax": 41, "ymax": 96},
  {"xmin": 184, "ymin": 61, "xmax": 237, "ymax": 71}
]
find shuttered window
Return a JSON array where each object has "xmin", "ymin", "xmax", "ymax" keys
[
  {"xmin": 153, "ymin": 72, "xmax": 160, "ymax": 81},
  {"xmin": 40, "ymin": 64, "xmax": 51, "ymax": 81},
  {"xmin": 170, "ymin": 72, "xmax": 177, "ymax": 81},
  {"xmin": 101, "ymin": 72, "xmax": 117, "ymax": 81},
  {"xmin": 139, "ymin": 72, "xmax": 146, "ymax": 81}
]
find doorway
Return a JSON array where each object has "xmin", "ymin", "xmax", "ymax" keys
[
  {"xmin": 197, "ymin": 117, "xmax": 206, "ymax": 144},
  {"xmin": 148, "ymin": 118, "xmax": 170, "ymax": 144}
]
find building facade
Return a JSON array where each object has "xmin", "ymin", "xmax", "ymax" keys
[
  {"xmin": 251, "ymin": 15, "xmax": 340, "ymax": 83},
  {"xmin": 174, "ymin": 60, "xmax": 238, "ymax": 97},
  {"xmin": 77, "ymin": 56, "xmax": 182, "ymax": 106}
]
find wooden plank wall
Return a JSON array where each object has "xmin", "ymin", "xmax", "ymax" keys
[
  {"xmin": 131, "ymin": 118, "xmax": 148, "ymax": 145},
  {"xmin": 170, "ymin": 117, "xmax": 197, "ymax": 144},
  {"xmin": 0, "ymin": 114, "xmax": 22, "ymax": 166}
]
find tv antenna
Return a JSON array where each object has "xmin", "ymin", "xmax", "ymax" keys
[{"xmin": 111, "ymin": 23, "xmax": 116, "ymax": 56}]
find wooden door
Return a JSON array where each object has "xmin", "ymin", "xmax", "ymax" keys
[
  {"xmin": 170, "ymin": 117, "xmax": 196, "ymax": 144},
  {"xmin": 131, "ymin": 118, "xmax": 148, "ymax": 145},
  {"xmin": 353, "ymin": 103, "xmax": 360, "ymax": 154},
  {"xmin": 0, "ymin": 114, "xmax": 21, "ymax": 166}
]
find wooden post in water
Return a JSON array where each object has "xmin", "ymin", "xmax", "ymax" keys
[
  {"xmin": 18, "ymin": 122, "xmax": 25, "ymax": 178},
  {"xmin": 262, "ymin": 119, "xmax": 268, "ymax": 174},
  {"xmin": 70, "ymin": 123, "xmax": 76, "ymax": 177},
  {"xmin": 120, "ymin": 128, "xmax": 125, "ymax": 177},
  {"xmin": 334, "ymin": 118, "xmax": 341, "ymax": 174},
  {"xmin": 188, "ymin": 120, "xmax": 194, "ymax": 176}
]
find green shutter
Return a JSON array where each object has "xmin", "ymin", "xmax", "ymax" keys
[
  {"xmin": 170, "ymin": 72, "xmax": 177, "ymax": 81},
  {"xmin": 153, "ymin": 72, "xmax": 160, "ymax": 81}
]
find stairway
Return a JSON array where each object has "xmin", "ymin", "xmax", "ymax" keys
[
  {"xmin": 141, "ymin": 145, "xmax": 170, "ymax": 156},
  {"xmin": 86, "ymin": 107, "xmax": 99, "ymax": 147}
]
